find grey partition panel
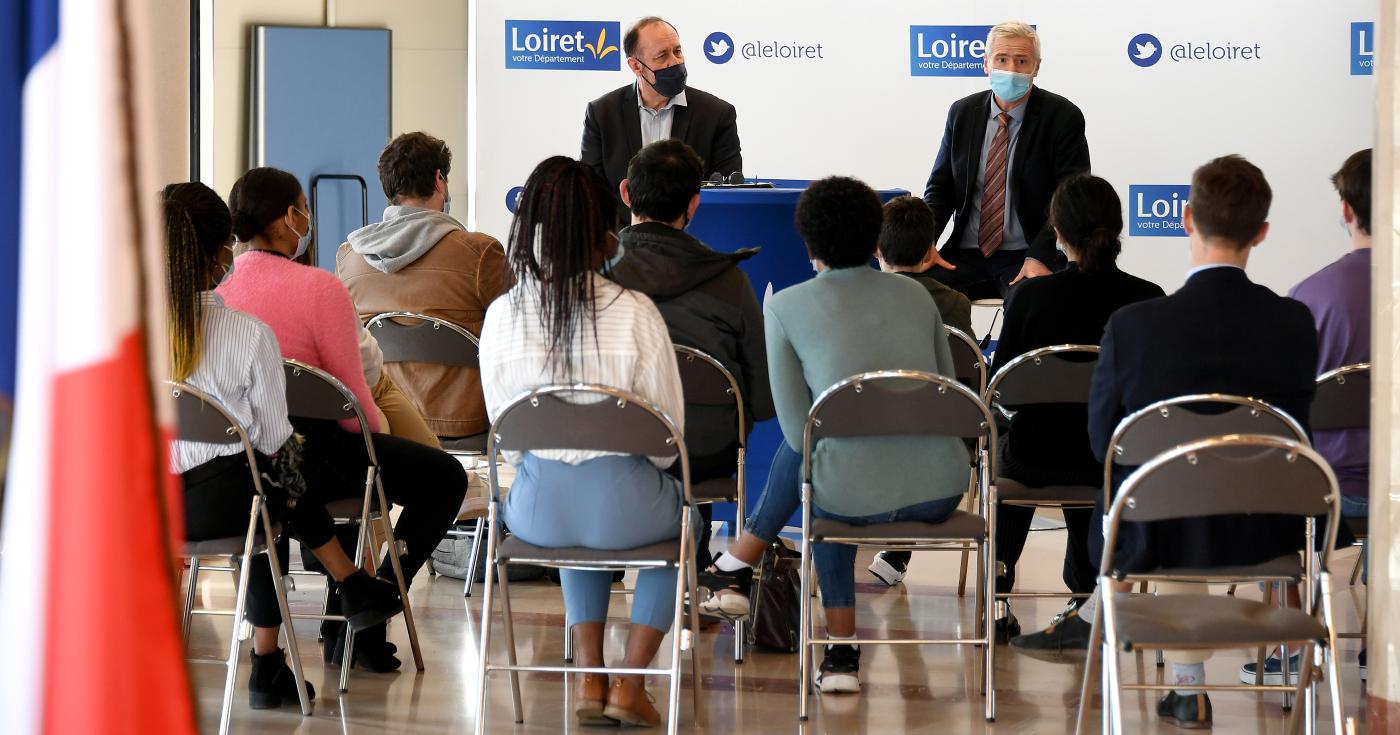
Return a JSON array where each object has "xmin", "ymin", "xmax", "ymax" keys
[{"xmin": 249, "ymin": 25, "xmax": 390, "ymax": 272}]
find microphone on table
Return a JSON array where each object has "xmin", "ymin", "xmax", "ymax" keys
[
  {"xmin": 726, "ymin": 171, "xmax": 745, "ymax": 185},
  {"xmin": 709, "ymin": 172, "xmax": 725, "ymax": 184}
]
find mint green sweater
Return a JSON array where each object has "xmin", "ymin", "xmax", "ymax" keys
[{"xmin": 764, "ymin": 266, "xmax": 970, "ymax": 517}]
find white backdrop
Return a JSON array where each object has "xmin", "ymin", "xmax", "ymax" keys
[{"xmin": 468, "ymin": 0, "xmax": 1377, "ymax": 293}]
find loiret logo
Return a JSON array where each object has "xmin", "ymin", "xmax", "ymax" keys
[
  {"xmin": 704, "ymin": 31, "xmax": 735, "ymax": 64},
  {"xmin": 1129, "ymin": 185, "xmax": 1190, "ymax": 237},
  {"xmin": 504, "ymin": 20, "xmax": 621, "ymax": 71},
  {"xmin": 1127, "ymin": 33, "xmax": 1162, "ymax": 67},
  {"xmin": 909, "ymin": 25, "xmax": 992, "ymax": 77},
  {"xmin": 1352, "ymin": 22, "xmax": 1374, "ymax": 76}
]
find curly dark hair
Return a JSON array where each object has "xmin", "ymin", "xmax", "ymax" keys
[
  {"xmin": 795, "ymin": 176, "xmax": 883, "ymax": 268},
  {"xmin": 378, "ymin": 132, "xmax": 451, "ymax": 203}
]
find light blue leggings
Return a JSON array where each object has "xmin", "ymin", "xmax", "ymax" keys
[{"xmin": 503, "ymin": 453, "xmax": 687, "ymax": 631}]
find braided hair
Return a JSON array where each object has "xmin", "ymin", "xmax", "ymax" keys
[{"xmin": 162, "ymin": 182, "xmax": 231, "ymax": 380}]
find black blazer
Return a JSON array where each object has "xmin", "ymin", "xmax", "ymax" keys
[
  {"xmin": 1087, "ymin": 267, "xmax": 1322, "ymax": 572},
  {"xmin": 581, "ymin": 84, "xmax": 743, "ymax": 199},
  {"xmin": 923, "ymin": 87, "xmax": 1090, "ymax": 265},
  {"xmin": 990, "ymin": 263, "xmax": 1165, "ymax": 487}
]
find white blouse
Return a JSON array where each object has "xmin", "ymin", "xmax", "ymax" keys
[{"xmin": 479, "ymin": 274, "xmax": 684, "ymax": 467}]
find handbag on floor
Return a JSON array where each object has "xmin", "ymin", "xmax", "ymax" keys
[{"xmin": 748, "ymin": 538, "xmax": 802, "ymax": 653}]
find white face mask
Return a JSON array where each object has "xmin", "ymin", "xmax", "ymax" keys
[
  {"xmin": 216, "ymin": 244, "xmax": 236, "ymax": 286},
  {"xmin": 810, "ymin": 259, "xmax": 821, "ymax": 273},
  {"xmin": 286, "ymin": 207, "xmax": 313, "ymax": 259}
]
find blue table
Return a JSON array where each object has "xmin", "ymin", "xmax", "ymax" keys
[{"xmin": 687, "ymin": 181, "xmax": 910, "ymax": 531}]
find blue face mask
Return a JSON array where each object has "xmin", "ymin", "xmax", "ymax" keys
[
  {"xmin": 601, "ymin": 241, "xmax": 626, "ymax": 273},
  {"xmin": 989, "ymin": 69, "xmax": 1032, "ymax": 103}
]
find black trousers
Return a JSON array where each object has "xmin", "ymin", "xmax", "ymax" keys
[
  {"xmin": 927, "ymin": 248, "xmax": 1029, "ymax": 301},
  {"xmin": 294, "ymin": 419, "xmax": 467, "ymax": 585},
  {"xmin": 183, "ymin": 452, "xmax": 338, "ymax": 628},
  {"xmin": 994, "ymin": 505, "xmax": 1096, "ymax": 595}
]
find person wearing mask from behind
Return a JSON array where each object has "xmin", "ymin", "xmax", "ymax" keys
[
  {"xmin": 608, "ymin": 139, "xmax": 774, "ymax": 571},
  {"xmin": 164, "ymin": 182, "xmax": 401, "ymax": 709},
  {"xmin": 339, "ymin": 132, "xmax": 510, "ymax": 445},
  {"xmin": 218, "ymin": 167, "xmax": 467, "ymax": 673}
]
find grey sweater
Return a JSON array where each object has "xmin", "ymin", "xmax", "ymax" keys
[{"xmin": 765, "ymin": 266, "xmax": 970, "ymax": 516}]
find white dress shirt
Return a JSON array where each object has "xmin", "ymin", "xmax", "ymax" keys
[{"xmin": 636, "ymin": 83, "xmax": 688, "ymax": 147}]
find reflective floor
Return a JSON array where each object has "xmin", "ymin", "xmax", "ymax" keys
[{"xmin": 185, "ymin": 515, "xmax": 1370, "ymax": 733}]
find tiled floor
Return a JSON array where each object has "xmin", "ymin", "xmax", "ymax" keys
[{"xmin": 185, "ymin": 517, "xmax": 1370, "ymax": 733}]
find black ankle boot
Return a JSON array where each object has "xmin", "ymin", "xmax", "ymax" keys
[
  {"xmin": 340, "ymin": 570, "xmax": 404, "ymax": 632},
  {"xmin": 248, "ymin": 648, "xmax": 315, "ymax": 709},
  {"xmin": 325, "ymin": 621, "xmax": 402, "ymax": 673}
]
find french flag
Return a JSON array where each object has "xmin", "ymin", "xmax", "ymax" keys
[{"xmin": 0, "ymin": 0, "xmax": 196, "ymax": 732}]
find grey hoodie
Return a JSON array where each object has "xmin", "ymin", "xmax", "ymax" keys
[{"xmin": 346, "ymin": 205, "xmax": 465, "ymax": 274}]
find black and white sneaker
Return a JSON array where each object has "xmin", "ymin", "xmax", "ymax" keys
[
  {"xmin": 815, "ymin": 644, "xmax": 861, "ymax": 693},
  {"xmin": 868, "ymin": 551, "xmax": 908, "ymax": 586},
  {"xmin": 697, "ymin": 565, "xmax": 752, "ymax": 620}
]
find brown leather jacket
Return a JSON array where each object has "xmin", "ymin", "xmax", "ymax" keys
[{"xmin": 337, "ymin": 230, "xmax": 510, "ymax": 437}]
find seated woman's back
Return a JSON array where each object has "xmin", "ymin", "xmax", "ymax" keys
[{"xmin": 767, "ymin": 261, "xmax": 969, "ymax": 518}]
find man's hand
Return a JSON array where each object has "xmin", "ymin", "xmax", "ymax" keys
[
  {"xmin": 1009, "ymin": 257, "xmax": 1052, "ymax": 284},
  {"xmin": 927, "ymin": 248, "xmax": 957, "ymax": 271}
]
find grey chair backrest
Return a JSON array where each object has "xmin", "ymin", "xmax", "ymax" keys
[
  {"xmin": 1104, "ymin": 434, "xmax": 1340, "ymax": 575},
  {"xmin": 282, "ymin": 360, "xmax": 366, "ymax": 424},
  {"xmin": 806, "ymin": 370, "xmax": 995, "ymax": 445},
  {"xmin": 167, "ymin": 380, "xmax": 243, "ymax": 446},
  {"xmin": 675, "ymin": 345, "xmax": 746, "ymax": 443},
  {"xmin": 944, "ymin": 325, "xmax": 987, "ymax": 392},
  {"xmin": 1109, "ymin": 394, "xmax": 1307, "ymax": 466},
  {"xmin": 985, "ymin": 344, "xmax": 1099, "ymax": 407},
  {"xmin": 366, "ymin": 311, "xmax": 479, "ymax": 368},
  {"xmin": 1311, "ymin": 362, "xmax": 1370, "ymax": 431}
]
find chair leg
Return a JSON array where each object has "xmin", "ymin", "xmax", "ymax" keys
[
  {"xmin": 687, "ymin": 543, "xmax": 704, "ymax": 721},
  {"xmin": 264, "ymin": 521, "xmax": 313, "ymax": 717},
  {"xmin": 983, "ymin": 541, "xmax": 997, "ymax": 720},
  {"xmin": 665, "ymin": 507, "xmax": 691, "ymax": 735},
  {"xmin": 496, "ymin": 560, "xmax": 524, "ymax": 723},
  {"xmin": 181, "ymin": 557, "xmax": 201, "ymax": 643},
  {"xmin": 797, "ymin": 533, "xmax": 814, "ymax": 721},
  {"xmin": 1348, "ymin": 555, "xmax": 1362, "ymax": 586},
  {"xmin": 1285, "ymin": 643, "xmax": 1316, "ymax": 735},
  {"xmin": 1104, "ymin": 635, "xmax": 1124, "ymax": 735},
  {"xmin": 376, "ymin": 477, "xmax": 426, "ymax": 673},
  {"xmin": 472, "ymin": 507, "xmax": 501, "ymax": 735},
  {"xmin": 463, "ymin": 516, "xmax": 487, "ymax": 598},
  {"xmin": 974, "ymin": 545, "xmax": 986, "ymax": 645},
  {"xmin": 1073, "ymin": 597, "xmax": 1105, "ymax": 735},
  {"xmin": 220, "ymin": 546, "xmax": 256, "ymax": 735}
]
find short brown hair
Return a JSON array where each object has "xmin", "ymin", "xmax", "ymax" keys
[
  {"xmin": 878, "ymin": 196, "xmax": 935, "ymax": 267},
  {"xmin": 1332, "ymin": 149, "xmax": 1372, "ymax": 236},
  {"xmin": 1188, "ymin": 155, "xmax": 1271, "ymax": 249},
  {"xmin": 624, "ymin": 16, "xmax": 675, "ymax": 57},
  {"xmin": 377, "ymin": 132, "xmax": 450, "ymax": 203}
]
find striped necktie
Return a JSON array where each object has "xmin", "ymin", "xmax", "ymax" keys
[{"xmin": 977, "ymin": 112, "xmax": 1012, "ymax": 257}]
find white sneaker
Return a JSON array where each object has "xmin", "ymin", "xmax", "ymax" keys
[
  {"xmin": 815, "ymin": 644, "xmax": 861, "ymax": 693},
  {"xmin": 867, "ymin": 552, "xmax": 907, "ymax": 586}
]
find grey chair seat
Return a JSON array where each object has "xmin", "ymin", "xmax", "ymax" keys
[
  {"xmin": 1122, "ymin": 555, "xmax": 1303, "ymax": 584},
  {"xmin": 183, "ymin": 523, "xmax": 281, "ymax": 557},
  {"xmin": 324, "ymin": 497, "xmax": 385, "ymax": 520},
  {"xmin": 497, "ymin": 535, "xmax": 682, "ymax": 568},
  {"xmin": 692, "ymin": 477, "xmax": 737, "ymax": 502},
  {"xmin": 997, "ymin": 478, "xmax": 1098, "ymax": 505},
  {"xmin": 810, "ymin": 510, "xmax": 985, "ymax": 544},
  {"xmin": 441, "ymin": 433, "xmax": 489, "ymax": 454},
  {"xmin": 1112, "ymin": 593, "xmax": 1327, "ymax": 650}
]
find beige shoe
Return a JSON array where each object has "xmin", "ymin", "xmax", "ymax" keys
[
  {"xmin": 575, "ymin": 673, "xmax": 612, "ymax": 726},
  {"xmin": 602, "ymin": 676, "xmax": 661, "ymax": 727}
]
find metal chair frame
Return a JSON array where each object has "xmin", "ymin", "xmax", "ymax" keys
[
  {"xmin": 366, "ymin": 310, "xmax": 491, "ymax": 598},
  {"xmin": 280, "ymin": 359, "xmax": 426, "ymax": 692},
  {"xmin": 944, "ymin": 325, "xmax": 989, "ymax": 597},
  {"xmin": 982, "ymin": 345, "xmax": 1102, "ymax": 606},
  {"xmin": 1311, "ymin": 363, "xmax": 1370, "ymax": 633},
  {"xmin": 797, "ymin": 370, "xmax": 998, "ymax": 722},
  {"xmin": 168, "ymin": 381, "xmax": 312, "ymax": 734},
  {"xmin": 1083, "ymin": 434, "xmax": 1344, "ymax": 735},
  {"xmin": 472, "ymin": 384, "xmax": 702, "ymax": 735}
]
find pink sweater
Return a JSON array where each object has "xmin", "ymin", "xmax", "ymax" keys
[{"xmin": 217, "ymin": 250, "xmax": 381, "ymax": 433}]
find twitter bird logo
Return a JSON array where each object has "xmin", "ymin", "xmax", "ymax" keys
[
  {"xmin": 704, "ymin": 31, "xmax": 735, "ymax": 64},
  {"xmin": 1128, "ymin": 33, "xmax": 1163, "ymax": 67}
]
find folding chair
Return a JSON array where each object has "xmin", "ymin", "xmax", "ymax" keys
[
  {"xmin": 366, "ymin": 311, "xmax": 491, "ymax": 597},
  {"xmin": 1311, "ymin": 363, "xmax": 1370, "ymax": 588},
  {"xmin": 674, "ymin": 344, "xmax": 750, "ymax": 663},
  {"xmin": 1086, "ymin": 434, "xmax": 1345, "ymax": 735},
  {"xmin": 472, "ymin": 384, "xmax": 702, "ymax": 735},
  {"xmin": 168, "ymin": 381, "xmax": 312, "ymax": 734},
  {"xmin": 983, "ymin": 345, "xmax": 1101, "ymax": 610},
  {"xmin": 944, "ymin": 325, "xmax": 987, "ymax": 596},
  {"xmin": 281, "ymin": 359, "xmax": 425, "ymax": 692},
  {"xmin": 797, "ymin": 370, "xmax": 998, "ymax": 721}
]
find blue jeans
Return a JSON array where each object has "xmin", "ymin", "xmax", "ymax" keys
[
  {"xmin": 1340, "ymin": 493, "xmax": 1368, "ymax": 584},
  {"xmin": 504, "ymin": 454, "xmax": 688, "ymax": 631},
  {"xmin": 745, "ymin": 443, "xmax": 964, "ymax": 608}
]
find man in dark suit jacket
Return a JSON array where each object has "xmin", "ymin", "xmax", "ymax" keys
[
  {"xmin": 1014, "ymin": 155, "xmax": 1317, "ymax": 730},
  {"xmin": 581, "ymin": 16, "xmax": 741, "ymax": 219},
  {"xmin": 922, "ymin": 22, "xmax": 1089, "ymax": 299}
]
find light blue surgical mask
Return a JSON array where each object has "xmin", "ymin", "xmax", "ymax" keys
[
  {"xmin": 989, "ymin": 69, "xmax": 1032, "ymax": 103},
  {"xmin": 601, "ymin": 241, "xmax": 626, "ymax": 272},
  {"xmin": 286, "ymin": 207, "xmax": 313, "ymax": 259},
  {"xmin": 216, "ymin": 244, "xmax": 236, "ymax": 286}
]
